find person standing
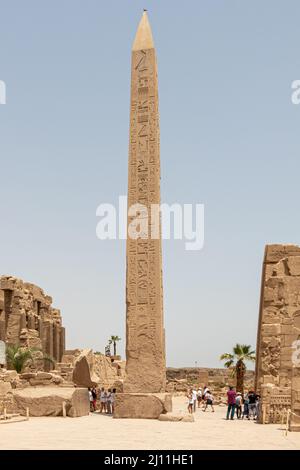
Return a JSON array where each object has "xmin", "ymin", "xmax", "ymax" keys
[
  {"xmin": 187, "ymin": 390, "xmax": 194, "ymax": 414},
  {"xmin": 242, "ymin": 392, "xmax": 249, "ymax": 420},
  {"xmin": 88, "ymin": 388, "xmax": 94, "ymax": 412},
  {"xmin": 100, "ymin": 387, "xmax": 107, "ymax": 414},
  {"xmin": 192, "ymin": 388, "xmax": 197, "ymax": 412},
  {"xmin": 255, "ymin": 393, "xmax": 261, "ymax": 421},
  {"xmin": 235, "ymin": 392, "xmax": 242, "ymax": 419},
  {"xmin": 248, "ymin": 390, "xmax": 257, "ymax": 420},
  {"xmin": 106, "ymin": 388, "xmax": 112, "ymax": 414},
  {"xmin": 197, "ymin": 387, "xmax": 202, "ymax": 408},
  {"xmin": 203, "ymin": 390, "xmax": 215, "ymax": 412},
  {"xmin": 111, "ymin": 388, "xmax": 116, "ymax": 415},
  {"xmin": 226, "ymin": 386, "xmax": 237, "ymax": 420},
  {"xmin": 91, "ymin": 387, "xmax": 97, "ymax": 412},
  {"xmin": 202, "ymin": 385, "xmax": 208, "ymax": 411}
]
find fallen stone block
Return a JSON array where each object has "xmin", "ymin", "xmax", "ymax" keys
[
  {"xmin": 72, "ymin": 348, "xmax": 100, "ymax": 387},
  {"xmin": 114, "ymin": 393, "xmax": 172, "ymax": 419},
  {"xmin": 11, "ymin": 386, "xmax": 89, "ymax": 417},
  {"xmin": 158, "ymin": 413, "xmax": 194, "ymax": 422}
]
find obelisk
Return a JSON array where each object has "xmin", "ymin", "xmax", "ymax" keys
[
  {"xmin": 125, "ymin": 10, "xmax": 165, "ymax": 393},
  {"xmin": 114, "ymin": 11, "xmax": 171, "ymax": 419}
]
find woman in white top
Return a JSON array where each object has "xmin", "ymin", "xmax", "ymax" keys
[{"xmin": 100, "ymin": 387, "xmax": 107, "ymax": 414}]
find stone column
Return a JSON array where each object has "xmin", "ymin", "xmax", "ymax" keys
[{"xmin": 59, "ymin": 327, "xmax": 65, "ymax": 362}]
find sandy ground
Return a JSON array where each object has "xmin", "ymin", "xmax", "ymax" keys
[{"xmin": 1, "ymin": 396, "xmax": 300, "ymax": 450}]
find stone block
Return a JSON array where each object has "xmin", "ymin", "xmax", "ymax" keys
[
  {"xmin": 261, "ymin": 324, "xmax": 281, "ymax": 336},
  {"xmin": 287, "ymin": 257, "xmax": 300, "ymax": 276},
  {"xmin": 0, "ymin": 381, "xmax": 12, "ymax": 395},
  {"xmin": 114, "ymin": 393, "xmax": 172, "ymax": 419},
  {"xmin": 36, "ymin": 372, "xmax": 52, "ymax": 380},
  {"xmin": 72, "ymin": 348, "xmax": 100, "ymax": 387},
  {"xmin": 12, "ymin": 386, "xmax": 89, "ymax": 417},
  {"xmin": 158, "ymin": 413, "xmax": 194, "ymax": 422},
  {"xmin": 20, "ymin": 373, "xmax": 36, "ymax": 380}
]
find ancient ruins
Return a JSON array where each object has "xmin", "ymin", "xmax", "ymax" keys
[
  {"xmin": 0, "ymin": 275, "xmax": 65, "ymax": 363},
  {"xmin": 256, "ymin": 244, "xmax": 300, "ymax": 430},
  {"xmin": 114, "ymin": 11, "xmax": 171, "ymax": 419}
]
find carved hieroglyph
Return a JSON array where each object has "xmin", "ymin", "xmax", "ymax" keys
[
  {"xmin": 124, "ymin": 11, "xmax": 166, "ymax": 393},
  {"xmin": 255, "ymin": 244, "xmax": 300, "ymax": 426}
]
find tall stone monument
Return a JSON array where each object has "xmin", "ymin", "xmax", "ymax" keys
[
  {"xmin": 114, "ymin": 11, "xmax": 171, "ymax": 419},
  {"xmin": 255, "ymin": 244, "xmax": 300, "ymax": 430}
]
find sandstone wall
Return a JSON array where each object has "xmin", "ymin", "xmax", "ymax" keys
[
  {"xmin": 255, "ymin": 244, "xmax": 300, "ymax": 425},
  {"xmin": 0, "ymin": 275, "xmax": 65, "ymax": 365},
  {"xmin": 166, "ymin": 367, "xmax": 255, "ymax": 395}
]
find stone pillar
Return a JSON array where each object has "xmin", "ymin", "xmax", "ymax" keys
[
  {"xmin": 42, "ymin": 320, "xmax": 54, "ymax": 370},
  {"xmin": 59, "ymin": 327, "xmax": 65, "ymax": 362},
  {"xmin": 256, "ymin": 245, "xmax": 300, "ymax": 427},
  {"xmin": 114, "ymin": 11, "xmax": 171, "ymax": 419},
  {"xmin": 53, "ymin": 324, "xmax": 60, "ymax": 362},
  {"xmin": 3, "ymin": 289, "xmax": 13, "ymax": 332}
]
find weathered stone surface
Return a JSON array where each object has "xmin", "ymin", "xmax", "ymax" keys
[
  {"xmin": 123, "ymin": 11, "xmax": 166, "ymax": 395},
  {"xmin": 72, "ymin": 349, "xmax": 100, "ymax": 387},
  {"xmin": 114, "ymin": 393, "xmax": 172, "ymax": 419},
  {"xmin": 11, "ymin": 386, "xmax": 89, "ymax": 417},
  {"xmin": 0, "ymin": 381, "xmax": 12, "ymax": 395},
  {"xmin": 158, "ymin": 413, "xmax": 194, "ymax": 422},
  {"xmin": 256, "ymin": 244, "xmax": 300, "ymax": 427},
  {"xmin": 0, "ymin": 275, "xmax": 65, "ymax": 365}
]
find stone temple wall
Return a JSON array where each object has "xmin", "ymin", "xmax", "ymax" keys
[
  {"xmin": 0, "ymin": 276, "xmax": 65, "ymax": 364},
  {"xmin": 255, "ymin": 245, "xmax": 300, "ymax": 429}
]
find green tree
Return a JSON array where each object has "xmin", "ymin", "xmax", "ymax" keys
[
  {"xmin": 220, "ymin": 344, "xmax": 256, "ymax": 394},
  {"xmin": 6, "ymin": 344, "xmax": 55, "ymax": 373},
  {"xmin": 108, "ymin": 336, "xmax": 121, "ymax": 356}
]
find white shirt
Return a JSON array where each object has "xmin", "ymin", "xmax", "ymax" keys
[{"xmin": 192, "ymin": 390, "xmax": 197, "ymax": 401}]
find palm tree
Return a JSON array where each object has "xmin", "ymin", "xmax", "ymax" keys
[
  {"xmin": 108, "ymin": 335, "xmax": 121, "ymax": 357},
  {"xmin": 220, "ymin": 344, "xmax": 256, "ymax": 394},
  {"xmin": 6, "ymin": 344, "xmax": 55, "ymax": 373}
]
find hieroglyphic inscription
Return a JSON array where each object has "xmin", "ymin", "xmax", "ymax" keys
[{"xmin": 124, "ymin": 44, "xmax": 165, "ymax": 393}]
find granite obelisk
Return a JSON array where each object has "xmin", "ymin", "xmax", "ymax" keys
[
  {"xmin": 124, "ymin": 10, "xmax": 166, "ymax": 393},
  {"xmin": 114, "ymin": 12, "xmax": 171, "ymax": 418}
]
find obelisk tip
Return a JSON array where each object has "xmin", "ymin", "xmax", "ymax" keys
[{"xmin": 132, "ymin": 10, "xmax": 154, "ymax": 51}]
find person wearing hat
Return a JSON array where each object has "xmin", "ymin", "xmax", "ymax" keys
[{"xmin": 235, "ymin": 392, "xmax": 243, "ymax": 419}]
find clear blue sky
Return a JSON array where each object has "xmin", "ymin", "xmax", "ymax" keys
[{"xmin": 0, "ymin": 0, "xmax": 300, "ymax": 367}]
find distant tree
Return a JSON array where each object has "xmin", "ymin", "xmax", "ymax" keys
[
  {"xmin": 108, "ymin": 336, "xmax": 121, "ymax": 356},
  {"xmin": 6, "ymin": 344, "xmax": 55, "ymax": 374},
  {"xmin": 220, "ymin": 344, "xmax": 256, "ymax": 394}
]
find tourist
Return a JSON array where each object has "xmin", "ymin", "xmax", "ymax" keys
[
  {"xmin": 202, "ymin": 385, "xmax": 208, "ymax": 410},
  {"xmin": 187, "ymin": 390, "xmax": 194, "ymax": 414},
  {"xmin": 226, "ymin": 386, "xmax": 236, "ymax": 420},
  {"xmin": 91, "ymin": 387, "xmax": 97, "ymax": 412},
  {"xmin": 203, "ymin": 390, "xmax": 215, "ymax": 412},
  {"xmin": 235, "ymin": 392, "xmax": 242, "ymax": 419},
  {"xmin": 197, "ymin": 387, "xmax": 202, "ymax": 408},
  {"xmin": 192, "ymin": 387, "xmax": 197, "ymax": 412},
  {"xmin": 242, "ymin": 392, "xmax": 249, "ymax": 419},
  {"xmin": 248, "ymin": 390, "xmax": 257, "ymax": 420},
  {"xmin": 255, "ymin": 393, "xmax": 261, "ymax": 421},
  {"xmin": 106, "ymin": 388, "xmax": 112, "ymax": 414},
  {"xmin": 111, "ymin": 388, "xmax": 116, "ymax": 415},
  {"xmin": 100, "ymin": 387, "xmax": 107, "ymax": 413},
  {"xmin": 88, "ymin": 388, "xmax": 94, "ymax": 412}
]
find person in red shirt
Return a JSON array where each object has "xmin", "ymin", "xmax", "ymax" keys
[{"xmin": 226, "ymin": 386, "xmax": 237, "ymax": 420}]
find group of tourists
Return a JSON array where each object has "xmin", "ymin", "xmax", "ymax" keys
[
  {"xmin": 187, "ymin": 385, "xmax": 261, "ymax": 420},
  {"xmin": 187, "ymin": 385, "xmax": 215, "ymax": 414},
  {"xmin": 226, "ymin": 386, "xmax": 260, "ymax": 420},
  {"xmin": 88, "ymin": 387, "xmax": 117, "ymax": 414}
]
